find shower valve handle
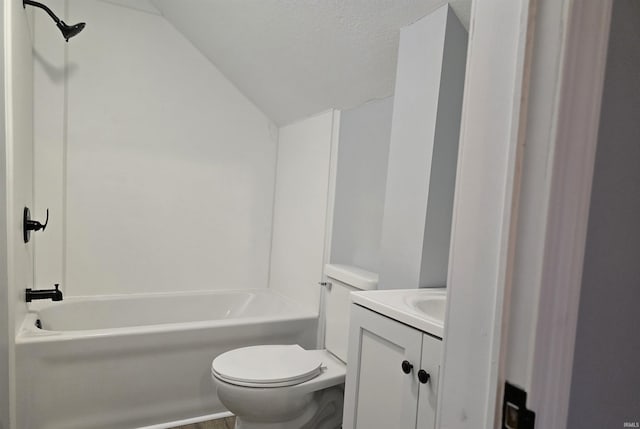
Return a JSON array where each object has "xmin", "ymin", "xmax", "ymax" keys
[
  {"xmin": 23, "ymin": 207, "xmax": 49, "ymax": 243},
  {"xmin": 26, "ymin": 208, "xmax": 49, "ymax": 231}
]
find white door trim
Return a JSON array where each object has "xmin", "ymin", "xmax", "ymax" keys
[
  {"xmin": 528, "ymin": 1, "xmax": 613, "ymax": 427},
  {"xmin": 0, "ymin": 1, "xmax": 12, "ymax": 428},
  {"xmin": 437, "ymin": 0, "xmax": 534, "ymax": 428}
]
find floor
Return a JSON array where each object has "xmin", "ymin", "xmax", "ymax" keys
[{"xmin": 172, "ymin": 416, "xmax": 236, "ymax": 429}]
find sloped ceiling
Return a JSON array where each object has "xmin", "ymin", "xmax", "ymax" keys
[{"xmin": 153, "ymin": 1, "xmax": 471, "ymax": 125}]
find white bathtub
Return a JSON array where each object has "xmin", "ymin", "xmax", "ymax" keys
[{"xmin": 16, "ymin": 289, "xmax": 318, "ymax": 429}]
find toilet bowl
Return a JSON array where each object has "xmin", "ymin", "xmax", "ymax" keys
[
  {"xmin": 212, "ymin": 345, "xmax": 346, "ymax": 429},
  {"xmin": 211, "ymin": 264, "xmax": 378, "ymax": 429}
]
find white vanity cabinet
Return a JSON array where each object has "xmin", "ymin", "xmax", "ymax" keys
[{"xmin": 342, "ymin": 303, "xmax": 442, "ymax": 429}]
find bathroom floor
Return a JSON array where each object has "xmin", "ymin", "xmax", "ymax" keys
[{"xmin": 172, "ymin": 416, "xmax": 236, "ymax": 429}]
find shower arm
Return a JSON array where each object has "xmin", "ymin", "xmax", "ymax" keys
[
  {"xmin": 23, "ymin": 0, "xmax": 85, "ymax": 42},
  {"xmin": 23, "ymin": 0, "xmax": 62, "ymax": 25}
]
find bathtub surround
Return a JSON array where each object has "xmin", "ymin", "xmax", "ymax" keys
[
  {"xmin": 16, "ymin": 290, "xmax": 316, "ymax": 428},
  {"xmin": 32, "ymin": 0, "xmax": 65, "ymax": 294},
  {"xmin": 379, "ymin": 5, "xmax": 468, "ymax": 289},
  {"xmin": 330, "ymin": 97, "xmax": 394, "ymax": 273},
  {"xmin": 33, "ymin": 0, "xmax": 279, "ymax": 296},
  {"xmin": 2, "ymin": 1, "xmax": 35, "ymax": 427},
  {"xmin": 6, "ymin": 0, "xmax": 34, "ymax": 339},
  {"xmin": 268, "ymin": 111, "xmax": 338, "ymax": 313}
]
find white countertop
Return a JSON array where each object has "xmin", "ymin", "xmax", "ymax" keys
[{"xmin": 351, "ymin": 288, "xmax": 447, "ymax": 338}]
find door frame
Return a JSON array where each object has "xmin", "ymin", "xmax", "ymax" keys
[
  {"xmin": 1, "ymin": 1, "xmax": 13, "ymax": 427},
  {"xmin": 525, "ymin": 1, "xmax": 612, "ymax": 427},
  {"xmin": 439, "ymin": 0, "xmax": 613, "ymax": 427},
  {"xmin": 438, "ymin": 0, "xmax": 534, "ymax": 427}
]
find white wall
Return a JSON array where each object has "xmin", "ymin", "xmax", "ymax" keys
[
  {"xmin": 379, "ymin": 5, "xmax": 467, "ymax": 290},
  {"xmin": 1, "ymin": 4, "xmax": 9, "ymax": 427},
  {"xmin": 568, "ymin": 1, "xmax": 640, "ymax": 426},
  {"xmin": 33, "ymin": 0, "xmax": 278, "ymax": 296},
  {"xmin": 269, "ymin": 111, "xmax": 336, "ymax": 313},
  {"xmin": 0, "ymin": 3, "xmax": 8, "ymax": 429},
  {"xmin": 2, "ymin": 1, "xmax": 35, "ymax": 427},
  {"xmin": 330, "ymin": 97, "xmax": 393, "ymax": 273}
]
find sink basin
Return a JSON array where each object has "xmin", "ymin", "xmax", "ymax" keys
[
  {"xmin": 350, "ymin": 288, "xmax": 447, "ymax": 338},
  {"xmin": 405, "ymin": 295, "xmax": 446, "ymax": 323}
]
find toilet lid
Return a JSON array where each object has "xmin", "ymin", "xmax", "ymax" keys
[{"xmin": 211, "ymin": 345, "xmax": 324, "ymax": 388}]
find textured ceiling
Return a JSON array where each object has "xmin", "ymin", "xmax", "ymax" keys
[{"xmin": 152, "ymin": 0, "xmax": 471, "ymax": 125}]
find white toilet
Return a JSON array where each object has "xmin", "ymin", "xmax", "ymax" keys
[{"xmin": 211, "ymin": 264, "xmax": 378, "ymax": 429}]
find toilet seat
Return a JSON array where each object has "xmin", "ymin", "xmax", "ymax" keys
[{"xmin": 212, "ymin": 345, "xmax": 325, "ymax": 388}]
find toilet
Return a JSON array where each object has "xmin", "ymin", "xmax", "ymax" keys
[{"xmin": 211, "ymin": 264, "xmax": 378, "ymax": 429}]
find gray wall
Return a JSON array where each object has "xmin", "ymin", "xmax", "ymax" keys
[
  {"xmin": 568, "ymin": 1, "xmax": 640, "ymax": 427},
  {"xmin": 330, "ymin": 97, "xmax": 393, "ymax": 272}
]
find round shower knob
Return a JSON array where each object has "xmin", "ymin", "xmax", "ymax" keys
[{"xmin": 401, "ymin": 360, "xmax": 413, "ymax": 374}]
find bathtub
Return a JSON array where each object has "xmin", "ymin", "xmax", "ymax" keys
[{"xmin": 15, "ymin": 289, "xmax": 318, "ymax": 429}]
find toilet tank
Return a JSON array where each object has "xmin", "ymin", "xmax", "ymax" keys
[{"xmin": 324, "ymin": 264, "xmax": 378, "ymax": 362}]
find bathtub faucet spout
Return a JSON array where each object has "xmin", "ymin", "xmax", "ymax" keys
[{"xmin": 26, "ymin": 284, "xmax": 63, "ymax": 302}]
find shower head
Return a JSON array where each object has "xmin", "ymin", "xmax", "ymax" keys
[
  {"xmin": 23, "ymin": 0, "xmax": 86, "ymax": 42},
  {"xmin": 57, "ymin": 21, "xmax": 86, "ymax": 42}
]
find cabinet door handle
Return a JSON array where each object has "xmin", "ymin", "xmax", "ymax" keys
[
  {"xmin": 401, "ymin": 360, "xmax": 413, "ymax": 374},
  {"xmin": 418, "ymin": 369, "xmax": 431, "ymax": 384}
]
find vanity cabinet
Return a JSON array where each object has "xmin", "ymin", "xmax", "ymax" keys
[{"xmin": 342, "ymin": 304, "xmax": 442, "ymax": 429}]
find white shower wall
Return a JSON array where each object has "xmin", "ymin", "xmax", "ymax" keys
[
  {"xmin": 268, "ymin": 111, "xmax": 337, "ymax": 313},
  {"xmin": 33, "ymin": 0, "xmax": 279, "ymax": 296},
  {"xmin": 3, "ymin": 1, "xmax": 36, "ymax": 426}
]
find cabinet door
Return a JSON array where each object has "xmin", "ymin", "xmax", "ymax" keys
[
  {"xmin": 416, "ymin": 333, "xmax": 442, "ymax": 429},
  {"xmin": 343, "ymin": 304, "xmax": 423, "ymax": 429}
]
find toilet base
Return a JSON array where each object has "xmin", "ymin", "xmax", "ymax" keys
[{"xmin": 234, "ymin": 386, "xmax": 344, "ymax": 429}]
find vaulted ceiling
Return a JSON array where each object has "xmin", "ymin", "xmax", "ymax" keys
[{"xmin": 148, "ymin": 0, "xmax": 471, "ymax": 125}]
